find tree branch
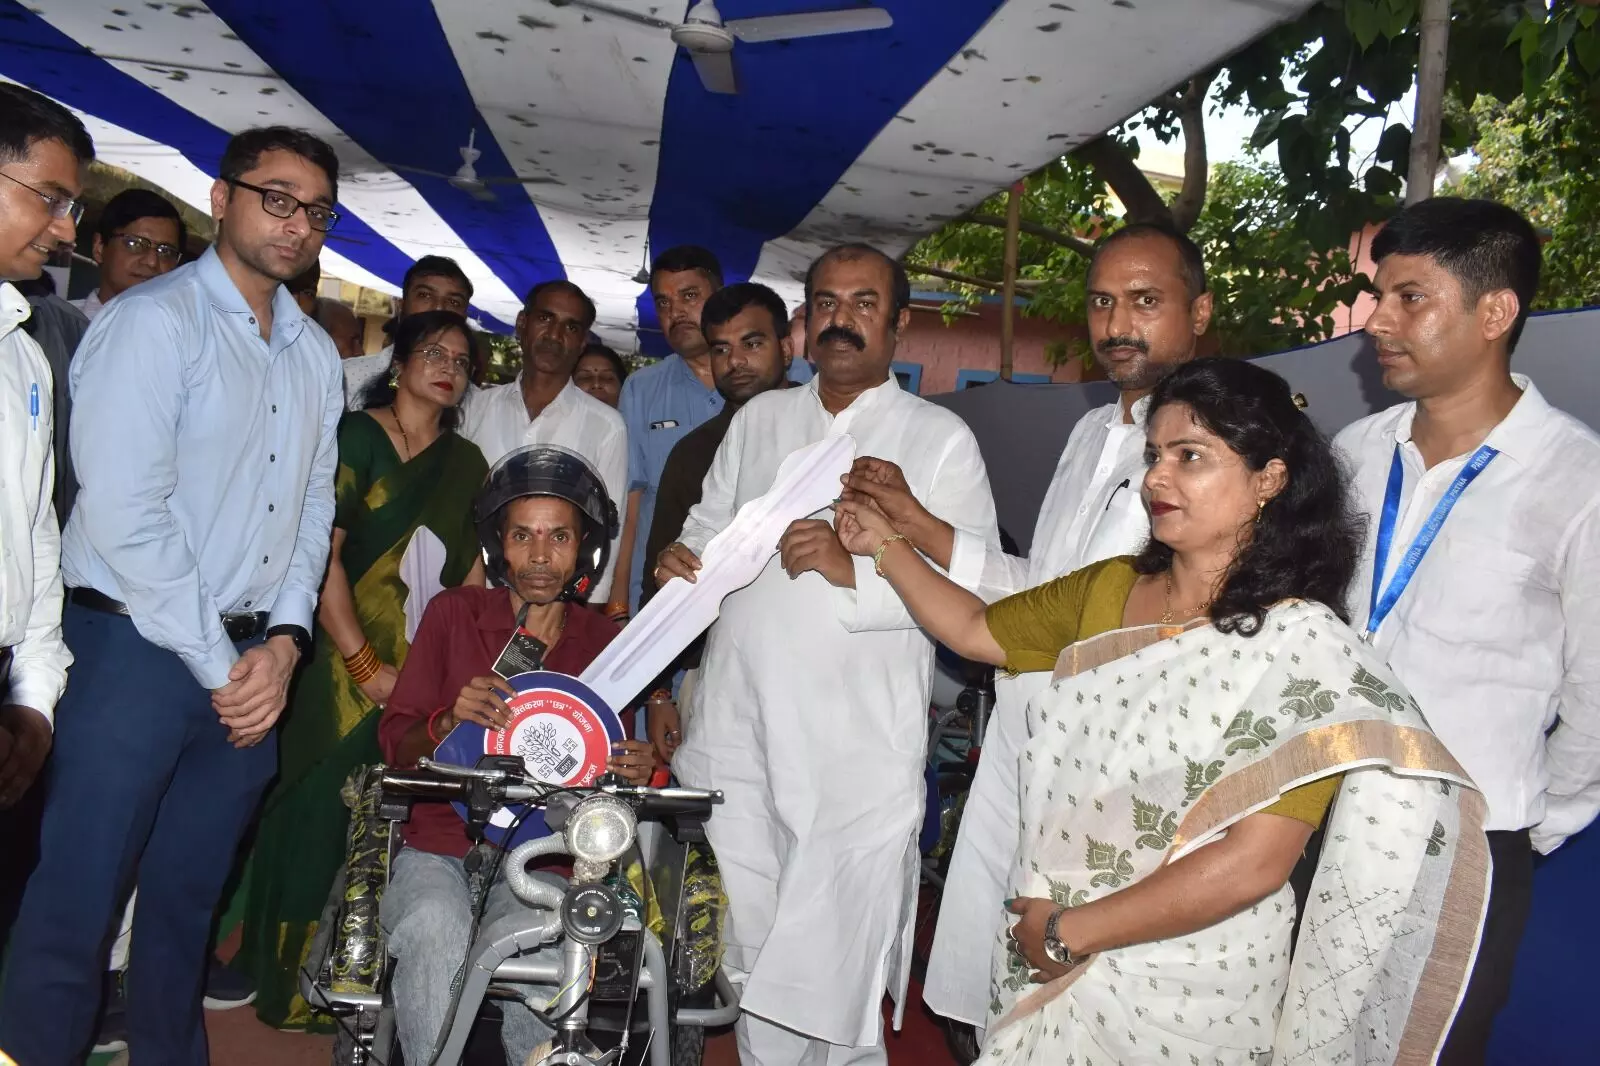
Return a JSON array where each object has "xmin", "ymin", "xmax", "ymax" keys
[
  {"xmin": 958, "ymin": 213, "xmax": 1096, "ymax": 258},
  {"xmin": 904, "ymin": 262, "xmax": 1053, "ymax": 291},
  {"xmin": 1074, "ymin": 135, "xmax": 1172, "ymax": 226},
  {"xmin": 1169, "ymin": 70, "xmax": 1217, "ymax": 232}
]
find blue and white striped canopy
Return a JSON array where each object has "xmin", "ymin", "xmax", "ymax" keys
[{"xmin": 4, "ymin": 0, "xmax": 1307, "ymax": 349}]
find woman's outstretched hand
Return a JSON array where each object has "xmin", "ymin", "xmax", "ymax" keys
[{"xmin": 834, "ymin": 496, "xmax": 897, "ymax": 557}]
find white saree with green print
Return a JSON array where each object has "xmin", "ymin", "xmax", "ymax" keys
[{"xmin": 983, "ymin": 600, "xmax": 1489, "ymax": 1066}]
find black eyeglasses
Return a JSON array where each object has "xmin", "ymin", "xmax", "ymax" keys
[
  {"xmin": 113, "ymin": 233, "xmax": 183, "ymax": 264},
  {"xmin": 0, "ymin": 170, "xmax": 84, "ymax": 224},
  {"xmin": 228, "ymin": 179, "xmax": 340, "ymax": 232}
]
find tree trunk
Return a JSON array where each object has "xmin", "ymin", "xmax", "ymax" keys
[
  {"xmin": 1076, "ymin": 135, "xmax": 1173, "ymax": 226},
  {"xmin": 1408, "ymin": 0, "xmax": 1451, "ymax": 204},
  {"xmin": 1000, "ymin": 181, "xmax": 1023, "ymax": 381}
]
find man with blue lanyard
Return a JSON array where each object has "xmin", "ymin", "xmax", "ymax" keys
[
  {"xmin": 1336, "ymin": 197, "xmax": 1600, "ymax": 1065},
  {"xmin": 0, "ymin": 126, "xmax": 345, "ymax": 1065}
]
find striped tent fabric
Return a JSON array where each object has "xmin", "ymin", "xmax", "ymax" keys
[{"xmin": 3, "ymin": 0, "xmax": 1311, "ymax": 349}]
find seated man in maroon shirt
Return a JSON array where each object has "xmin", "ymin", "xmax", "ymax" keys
[{"xmin": 378, "ymin": 445, "xmax": 654, "ymax": 1065}]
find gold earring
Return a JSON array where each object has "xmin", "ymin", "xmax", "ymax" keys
[{"xmin": 1256, "ymin": 500, "xmax": 1266, "ymax": 522}]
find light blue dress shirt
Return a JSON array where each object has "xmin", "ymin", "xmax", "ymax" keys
[
  {"xmin": 60, "ymin": 246, "xmax": 343, "ymax": 689},
  {"xmin": 618, "ymin": 353, "xmax": 723, "ymax": 610}
]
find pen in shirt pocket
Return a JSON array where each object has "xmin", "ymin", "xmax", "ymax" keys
[
  {"xmin": 30, "ymin": 382, "xmax": 39, "ymax": 431},
  {"xmin": 1104, "ymin": 478, "xmax": 1130, "ymax": 511}
]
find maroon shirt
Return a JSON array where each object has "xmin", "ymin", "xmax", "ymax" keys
[{"xmin": 379, "ymin": 586, "xmax": 622, "ymax": 858}]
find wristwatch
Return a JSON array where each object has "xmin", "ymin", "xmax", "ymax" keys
[
  {"xmin": 265, "ymin": 623, "xmax": 313, "ymax": 661},
  {"xmin": 1041, "ymin": 906, "xmax": 1077, "ymax": 967}
]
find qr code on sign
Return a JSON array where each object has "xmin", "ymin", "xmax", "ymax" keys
[{"xmin": 555, "ymin": 754, "xmax": 578, "ymax": 777}]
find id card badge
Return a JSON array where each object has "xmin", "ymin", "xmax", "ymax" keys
[{"xmin": 492, "ymin": 602, "xmax": 548, "ymax": 679}]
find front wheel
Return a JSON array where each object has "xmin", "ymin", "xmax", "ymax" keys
[{"xmin": 671, "ymin": 1023, "xmax": 705, "ymax": 1066}]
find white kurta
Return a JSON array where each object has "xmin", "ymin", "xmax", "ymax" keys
[
  {"xmin": 671, "ymin": 375, "xmax": 999, "ymax": 1047},
  {"xmin": 923, "ymin": 395, "xmax": 1153, "ymax": 1028}
]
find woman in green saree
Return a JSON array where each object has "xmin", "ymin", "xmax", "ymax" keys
[{"xmin": 238, "ymin": 310, "xmax": 489, "ymax": 1029}]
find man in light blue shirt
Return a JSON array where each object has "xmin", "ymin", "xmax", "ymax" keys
[
  {"xmin": 0, "ymin": 127, "xmax": 344, "ymax": 1066},
  {"xmin": 617, "ymin": 246, "xmax": 724, "ymax": 615}
]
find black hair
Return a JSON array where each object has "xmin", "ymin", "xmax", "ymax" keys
[
  {"xmin": 95, "ymin": 189, "xmax": 186, "ymax": 252},
  {"xmin": 1088, "ymin": 220, "xmax": 1208, "ymax": 301},
  {"xmin": 701, "ymin": 281, "xmax": 788, "ymax": 340},
  {"xmin": 1371, "ymin": 196, "xmax": 1541, "ymax": 353},
  {"xmin": 1132, "ymin": 357, "xmax": 1363, "ymax": 637},
  {"xmin": 577, "ymin": 342, "xmax": 628, "ymax": 385},
  {"xmin": 219, "ymin": 126, "xmax": 340, "ymax": 201},
  {"xmin": 522, "ymin": 278, "xmax": 597, "ymax": 329},
  {"xmin": 359, "ymin": 309, "xmax": 476, "ymax": 428},
  {"xmin": 650, "ymin": 244, "xmax": 723, "ymax": 289},
  {"xmin": 404, "ymin": 254, "xmax": 474, "ymax": 301},
  {"xmin": 0, "ymin": 84, "xmax": 94, "ymax": 166},
  {"xmin": 802, "ymin": 242, "xmax": 912, "ymax": 323}
]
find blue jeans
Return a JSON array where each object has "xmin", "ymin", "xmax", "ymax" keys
[
  {"xmin": 381, "ymin": 847, "xmax": 559, "ymax": 1064},
  {"xmin": 0, "ymin": 605, "xmax": 276, "ymax": 1066}
]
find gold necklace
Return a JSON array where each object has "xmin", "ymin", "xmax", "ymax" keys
[{"xmin": 1161, "ymin": 571, "xmax": 1212, "ymax": 625}]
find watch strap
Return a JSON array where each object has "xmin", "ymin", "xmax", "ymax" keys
[{"xmin": 266, "ymin": 623, "xmax": 313, "ymax": 659}]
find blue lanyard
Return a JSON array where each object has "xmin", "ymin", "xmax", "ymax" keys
[{"xmin": 1366, "ymin": 442, "xmax": 1498, "ymax": 640}]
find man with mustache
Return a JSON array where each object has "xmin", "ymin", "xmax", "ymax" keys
[
  {"xmin": 638, "ymin": 282, "xmax": 796, "ymax": 762},
  {"xmin": 462, "ymin": 279, "xmax": 627, "ymax": 603},
  {"xmin": 840, "ymin": 221, "xmax": 1213, "ymax": 1044},
  {"xmin": 655, "ymin": 243, "xmax": 1000, "ymax": 1064},
  {"xmin": 614, "ymin": 245, "xmax": 725, "ymax": 621},
  {"xmin": 0, "ymin": 126, "xmax": 346, "ymax": 1064},
  {"xmin": 1337, "ymin": 198, "xmax": 1600, "ymax": 1064}
]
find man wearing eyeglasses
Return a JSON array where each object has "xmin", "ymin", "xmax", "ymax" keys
[
  {"xmin": 0, "ymin": 126, "xmax": 346, "ymax": 1066},
  {"xmin": 72, "ymin": 188, "xmax": 186, "ymax": 322},
  {"xmin": 0, "ymin": 86, "xmax": 90, "ymax": 1018}
]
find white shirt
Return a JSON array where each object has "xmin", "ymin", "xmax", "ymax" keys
[
  {"xmin": 461, "ymin": 376, "xmax": 628, "ymax": 601},
  {"xmin": 924, "ymin": 395, "xmax": 1153, "ymax": 1028},
  {"xmin": 1337, "ymin": 376, "xmax": 1600, "ymax": 852},
  {"xmin": 70, "ymin": 288, "xmax": 107, "ymax": 322},
  {"xmin": 0, "ymin": 282, "xmax": 71, "ymax": 720},
  {"xmin": 671, "ymin": 374, "xmax": 999, "ymax": 1045},
  {"xmin": 343, "ymin": 346, "xmax": 392, "ymax": 411}
]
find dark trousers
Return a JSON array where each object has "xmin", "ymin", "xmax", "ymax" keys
[
  {"xmin": 0, "ymin": 605, "xmax": 276, "ymax": 1066},
  {"xmin": 1438, "ymin": 829, "xmax": 1535, "ymax": 1066}
]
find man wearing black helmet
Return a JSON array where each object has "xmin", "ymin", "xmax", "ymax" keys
[{"xmin": 376, "ymin": 444, "xmax": 653, "ymax": 1065}]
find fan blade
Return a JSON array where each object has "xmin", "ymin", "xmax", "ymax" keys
[
  {"xmin": 726, "ymin": 7, "xmax": 892, "ymax": 44},
  {"xmin": 481, "ymin": 175, "xmax": 565, "ymax": 186},
  {"xmin": 548, "ymin": 0, "xmax": 676, "ymax": 32},
  {"xmin": 391, "ymin": 164, "xmax": 457, "ymax": 180},
  {"xmin": 691, "ymin": 48, "xmax": 738, "ymax": 94},
  {"xmin": 465, "ymin": 184, "xmax": 498, "ymax": 203}
]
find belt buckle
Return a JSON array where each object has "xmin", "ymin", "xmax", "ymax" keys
[{"xmin": 223, "ymin": 614, "xmax": 260, "ymax": 643}]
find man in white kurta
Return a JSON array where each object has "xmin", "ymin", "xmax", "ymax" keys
[
  {"xmin": 842, "ymin": 223, "xmax": 1215, "ymax": 1032},
  {"xmin": 662, "ymin": 245, "xmax": 999, "ymax": 1063}
]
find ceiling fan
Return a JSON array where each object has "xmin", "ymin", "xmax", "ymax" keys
[
  {"xmin": 549, "ymin": 0, "xmax": 894, "ymax": 94},
  {"xmin": 389, "ymin": 130, "xmax": 560, "ymax": 202}
]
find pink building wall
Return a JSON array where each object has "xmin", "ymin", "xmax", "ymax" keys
[{"xmin": 894, "ymin": 300, "xmax": 1092, "ymax": 395}]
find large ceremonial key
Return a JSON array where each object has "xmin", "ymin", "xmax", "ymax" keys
[{"xmin": 578, "ymin": 433, "xmax": 858, "ymax": 711}]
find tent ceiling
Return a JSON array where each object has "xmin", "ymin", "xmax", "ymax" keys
[{"xmin": 3, "ymin": 0, "xmax": 1312, "ymax": 346}]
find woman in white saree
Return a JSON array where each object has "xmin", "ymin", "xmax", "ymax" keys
[{"xmin": 837, "ymin": 358, "xmax": 1488, "ymax": 1066}]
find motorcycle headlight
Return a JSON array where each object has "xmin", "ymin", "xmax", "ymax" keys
[{"xmin": 563, "ymin": 794, "xmax": 636, "ymax": 866}]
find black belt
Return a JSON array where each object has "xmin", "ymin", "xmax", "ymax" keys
[
  {"xmin": 0, "ymin": 645, "xmax": 12, "ymax": 694},
  {"xmin": 69, "ymin": 587, "xmax": 271, "ymax": 643}
]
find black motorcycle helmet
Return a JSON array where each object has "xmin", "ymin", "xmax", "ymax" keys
[{"xmin": 474, "ymin": 445, "xmax": 618, "ymax": 600}]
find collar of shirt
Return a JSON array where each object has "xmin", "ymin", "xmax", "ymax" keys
[
  {"xmin": 1097, "ymin": 392, "xmax": 1151, "ymax": 432},
  {"xmin": 0, "ymin": 282, "xmax": 31, "ymax": 343},
  {"xmin": 1388, "ymin": 373, "xmax": 1545, "ymax": 466},
  {"xmin": 194, "ymin": 245, "xmax": 308, "ymax": 357},
  {"xmin": 803, "ymin": 371, "xmax": 901, "ymax": 434}
]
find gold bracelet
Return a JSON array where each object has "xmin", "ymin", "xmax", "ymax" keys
[{"xmin": 872, "ymin": 533, "xmax": 907, "ymax": 577}]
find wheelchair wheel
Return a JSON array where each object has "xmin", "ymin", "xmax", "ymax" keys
[{"xmin": 671, "ymin": 1023, "xmax": 705, "ymax": 1066}]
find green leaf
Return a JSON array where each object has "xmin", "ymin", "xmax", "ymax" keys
[
  {"xmin": 1374, "ymin": 122, "xmax": 1412, "ymax": 168},
  {"xmin": 1364, "ymin": 166, "xmax": 1402, "ymax": 197},
  {"xmin": 1346, "ymin": 0, "xmax": 1382, "ymax": 51},
  {"xmin": 1577, "ymin": 27, "xmax": 1600, "ymax": 76},
  {"xmin": 1250, "ymin": 110, "xmax": 1285, "ymax": 150}
]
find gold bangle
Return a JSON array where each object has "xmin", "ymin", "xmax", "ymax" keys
[{"xmin": 872, "ymin": 533, "xmax": 907, "ymax": 577}]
